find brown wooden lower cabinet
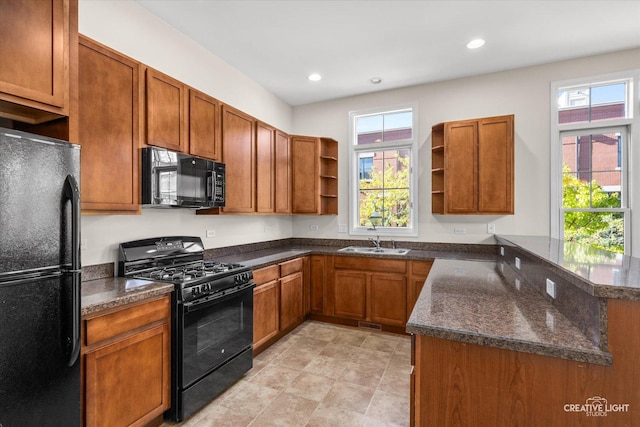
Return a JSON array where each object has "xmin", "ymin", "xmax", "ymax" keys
[
  {"xmin": 280, "ymin": 270, "xmax": 304, "ymax": 330},
  {"xmin": 252, "ymin": 257, "xmax": 309, "ymax": 354},
  {"xmin": 411, "ymin": 299, "xmax": 640, "ymax": 426},
  {"xmin": 83, "ymin": 295, "xmax": 171, "ymax": 427},
  {"xmin": 253, "ymin": 265, "xmax": 280, "ymax": 350}
]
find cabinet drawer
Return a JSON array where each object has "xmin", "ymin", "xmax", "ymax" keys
[
  {"xmin": 85, "ymin": 297, "xmax": 170, "ymax": 346},
  {"xmin": 280, "ymin": 258, "xmax": 303, "ymax": 277},
  {"xmin": 253, "ymin": 265, "xmax": 279, "ymax": 285},
  {"xmin": 334, "ymin": 256, "xmax": 406, "ymax": 274},
  {"xmin": 411, "ymin": 260, "xmax": 433, "ymax": 277}
]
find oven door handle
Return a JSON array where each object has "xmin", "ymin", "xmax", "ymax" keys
[{"xmin": 183, "ymin": 282, "xmax": 255, "ymax": 313}]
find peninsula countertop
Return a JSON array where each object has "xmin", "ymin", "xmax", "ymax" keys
[{"xmin": 406, "ymin": 258, "xmax": 611, "ymax": 366}]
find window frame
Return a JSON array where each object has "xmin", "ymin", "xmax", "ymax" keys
[
  {"xmin": 348, "ymin": 104, "xmax": 419, "ymax": 237},
  {"xmin": 550, "ymin": 70, "xmax": 640, "ymax": 255}
]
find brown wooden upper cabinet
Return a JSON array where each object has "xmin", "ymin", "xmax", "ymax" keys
[
  {"xmin": 189, "ymin": 89, "xmax": 221, "ymax": 161},
  {"xmin": 0, "ymin": 0, "xmax": 73, "ymax": 124},
  {"xmin": 256, "ymin": 121, "xmax": 277, "ymax": 213},
  {"xmin": 78, "ymin": 35, "xmax": 141, "ymax": 214},
  {"xmin": 291, "ymin": 135, "xmax": 338, "ymax": 215},
  {"xmin": 275, "ymin": 129, "xmax": 291, "ymax": 214},
  {"xmin": 256, "ymin": 123, "xmax": 291, "ymax": 214},
  {"xmin": 145, "ymin": 67, "xmax": 188, "ymax": 153},
  {"xmin": 431, "ymin": 114, "xmax": 514, "ymax": 214},
  {"xmin": 222, "ymin": 105, "xmax": 256, "ymax": 213}
]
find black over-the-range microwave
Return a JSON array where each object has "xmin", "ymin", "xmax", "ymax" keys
[{"xmin": 141, "ymin": 147, "xmax": 225, "ymax": 208}]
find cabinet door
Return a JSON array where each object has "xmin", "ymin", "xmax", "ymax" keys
[
  {"xmin": 370, "ymin": 273, "xmax": 407, "ymax": 326},
  {"xmin": 253, "ymin": 280, "xmax": 279, "ymax": 349},
  {"xmin": 310, "ymin": 255, "xmax": 325, "ymax": 314},
  {"xmin": 78, "ymin": 36, "xmax": 140, "ymax": 213},
  {"xmin": 0, "ymin": 0, "xmax": 68, "ymax": 122},
  {"xmin": 275, "ymin": 130, "xmax": 291, "ymax": 213},
  {"xmin": 445, "ymin": 120, "xmax": 478, "ymax": 214},
  {"xmin": 333, "ymin": 270, "xmax": 367, "ymax": 320},
  {"xmin": 280, "ymin": 272, "xmax": 304, "ymax": 331},
  {"xmin": 222, "ymin": 105, "xmax": 256, "ymax": 213},
  {"xmin": 408, "ymin": 261, "xmax": 432, "ymax": 314},
  {"xmin": 478, "ymin": 115, "xmax": 514, "ymax": 214},
  {"xmin": 291, "ymin": 136, "xmax": 319, "ymax": 213},
  {"xmin": 85, "ymin": 322, "xmax": 170, "ymax": 427},
  {"xmin": 145, "ymin": 67, "xmax": 187, "ymax": 152},
  {"xmin": 189, "ymin": 89, "xmax": 221, "ymax": 161},
  {"xmin": 256, "ymin": 121, "xmax": 276, "ymax": 213}
]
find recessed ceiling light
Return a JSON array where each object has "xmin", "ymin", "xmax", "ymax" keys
[
  {"xmin": 308, "ymin": 73, "xmax": 322, "ymax": 82},
  {"xmin": 466, "ymin": 38, "xmax": 485, "ymax": 49},
  {"xmin": 370, "ymin": 77, "xmax": 382, "ymax": 84}
]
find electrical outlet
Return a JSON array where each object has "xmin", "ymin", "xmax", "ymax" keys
[
  {"xmin": 453, "ymin": 227, "xmax": 466, "ymax": 235},
  {"xmin": 546, "ymin": 278, "xmax": 556, "ymax": 298},
  {"xmin": 500, "ymin": 246, "xmax": 504, "ymax": 256},
  {"xmin": 206, "ymin": 229, "xmax": 216, "ymax": 238},
  {"xmin": 546, "ymin": 310, "xmax": 555, "ymax": 331},
  {"xmin": 515, "ymin": 278, "xmax": 521, "ymax": 291},
  {"xmin": 309, "ymin": 225, "xmax": 319, "ymax": 231},
  {"xmin": 264, "ymin": 226, "xmax": 271, "ymax": 233},
  {"xmin": 515, "ymin": 257, "xmax": 521, "ymax": 269},
  {"xmin": 487, "ymin": 223, "xmax": 496, "ymax": 234},
  {"xmin": 338, "ymin": 224, "xmax": 347, "ymax": 233},
  {"xmin": 80, "ymin": 239, "xmax": 88, "ymax": 250}
]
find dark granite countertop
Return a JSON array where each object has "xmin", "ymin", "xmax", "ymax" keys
[
  {"xmin": 81, "ymin": 277, "xmax": 173, "ymax": 317},
  {"xmin": 497, "ymin": 235, "xmax": 640, "ymax": 299},
  {"xmin": 406, "ymin": 258, "xmax": 612, "ymax": 366}
]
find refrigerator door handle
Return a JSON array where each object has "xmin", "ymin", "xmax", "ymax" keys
[{"xmin": 63, "ymin": 175, "xmax": 81, "ymax": 366}]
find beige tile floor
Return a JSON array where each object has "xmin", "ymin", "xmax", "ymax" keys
[{"xmin": 162, "ymin": 321, "xmax": 411, "ymax": 427}]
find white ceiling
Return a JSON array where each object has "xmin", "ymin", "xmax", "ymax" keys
[{"xmin": 136, "ymin": 0, "xmax": 640, "ymax": 106}]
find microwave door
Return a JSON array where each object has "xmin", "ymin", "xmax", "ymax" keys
[{"xmin": 178, "ymin": 157, "xmax": 201, "ymax": 207}]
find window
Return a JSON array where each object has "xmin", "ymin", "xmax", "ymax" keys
[
  {"xmin": 349, "ymin": 106, "xmax": 418, "ymax": 236},
  {"xmin": 551, "ymin": 72, "xmax": 638, "ymax": 254}
]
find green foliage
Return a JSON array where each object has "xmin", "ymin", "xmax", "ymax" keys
[
  {"xmin": 562, "ymin": 164, "xmax": 623, "ymax": 253},
  {"xmin": 359, "ymin": 154, "xmax": 410, "ymax": 227}
]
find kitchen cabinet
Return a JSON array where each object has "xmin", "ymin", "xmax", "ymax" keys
[
  {"xmin": 279, "ymin": 258, "xmax": 305, "ymax": 331},
  {"xmin": 432, "ymin": 114, "xmax": 514, "ymax": 214},
  {"xmin": 256, "ymin": 121, "xmax": 276, "ymax": 213},
  {"xmin": 275, "ymin": 129, "xmax": 291, "ymax": 214},
  {"xmin": 321, "ymin": 256, "xmax": 408, "ymax": 330},
  {"xmin": 0, "ymin": 0, "xmax": 72, "ymax": 124},
  {"xmin": 253, "ymin": 265, "xmax": 280, "ymax": 350},
  {"xmin": 145, "ymin": 67, "xmax": 188, "ymax": 153},
  {"xmin": 252, "ymin": 256, "xmax": 309, "ymax": 354},
  {"xmin": 189, "ymin": 88, "xmax": 222, "ymax": 161},
  {"xmin": 83, "ymin": 296, "xmax": 171, "ymax": 427},
  {"xmin": 291, "ymin": 135, "xmax": 338, "ymax": 215},
  {"xmin": 78, "ymin": 35, "xmax": 141, "ymax": 214},
  {"xmin": 222, "ymin": 105, "xmax": 256, "ymax": 213},
  {"xmin": 310, "ymin": 255, "xmax": 326, "ymax": 314},
  {"xmin": 407, "ymin": 260, "xmax": 433, "ymax": 314}
]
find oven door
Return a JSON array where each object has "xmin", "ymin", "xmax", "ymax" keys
[{"xmin": 179, "ymin": 281, "xmax": 254, "ymax": 388}]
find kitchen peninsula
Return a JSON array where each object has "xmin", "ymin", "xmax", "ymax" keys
[{"xmin": 408, "ymin": 235, "xmax": 640, "ymax": 426}]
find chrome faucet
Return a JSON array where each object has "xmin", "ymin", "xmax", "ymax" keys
[{"xmin": 368, "ymin": 235, "xmax": 381, "ymax": 249}]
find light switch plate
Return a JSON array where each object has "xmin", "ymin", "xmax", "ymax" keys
[
  {"xmin": 206, "ymin": 229, "xmax": 216, "ymax": 238},
  {"xmin": 338, "ymin": 224, "xmax": 347, "ymax": 233},
  {"xmin": 515, "ymin": 257, "xmax": 521, "ymax": 269}
]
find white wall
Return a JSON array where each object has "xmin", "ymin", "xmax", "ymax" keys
[
  {"xmin": 78, "ymin": 0, "xmax": 640, "ymax": 265},
  {"xmin": 79, "ymin": 0, "xmax": 294, "ymax": 265},
  {"xmin": 292, "ymin": 48, "xmax": 640, "ymax": 246}
]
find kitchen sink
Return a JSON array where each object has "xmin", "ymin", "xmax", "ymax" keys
[{"xmin": 337, "ymin": 246, "xmax": 411, "ymax": 255}]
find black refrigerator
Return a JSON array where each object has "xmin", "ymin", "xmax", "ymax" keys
[{"xmin": 0, "ymin": 127, "xmax": 81, "ymax": 426}]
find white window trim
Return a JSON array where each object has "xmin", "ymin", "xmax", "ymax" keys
[
  {"xmin": 348, "ymin": 104, "xmax": 419, "ymax": 237},
  {"xmin": 550, "ymin": 70, "xmax": 640, "ymax": 255}
]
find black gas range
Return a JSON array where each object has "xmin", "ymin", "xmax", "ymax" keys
[{"xmin": 118, "ymin": 236, "xmax": 255, "ymax": 421}]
